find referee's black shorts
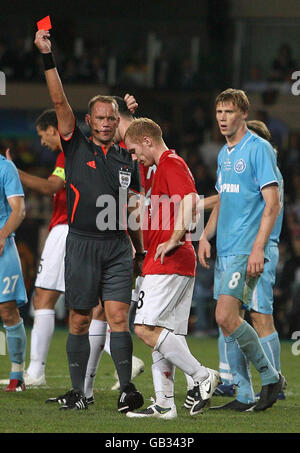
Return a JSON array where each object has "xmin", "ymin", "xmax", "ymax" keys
[{"xmin": 65, "ymin": 230, "xmax": 133, "ymax": 310}]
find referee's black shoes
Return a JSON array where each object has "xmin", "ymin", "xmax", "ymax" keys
[
  {"xmin": 118, "ymin": 383, "xmax": 144, "ymax": 414},
  {"xmin": 46, "ymin": 388, "xmax": 88, "ymax": 411},
  {"xmin": 59, "ymin": 389, "xmax": 88, "ymax": 411},
  {"xmin": 46, "ymin": 388, "xmax": 74, "ymax": 404}
]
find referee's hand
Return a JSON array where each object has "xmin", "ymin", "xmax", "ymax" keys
[{"xmin": 34, "ymin": 30, "xmax": 52, "ymax": 54}]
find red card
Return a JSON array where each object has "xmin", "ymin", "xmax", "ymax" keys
[{"xmin": 37, "ymin": 16, "xmax": 52, "ymax": 31}]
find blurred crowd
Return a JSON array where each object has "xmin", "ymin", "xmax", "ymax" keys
[
  {"xmin": 0, "ymin": 33, "xmax": 209, "ymax": 91},
  {"xmin": 1, "ymin": 29, "xmax": 297, "ymax": 92},
  {"xmin": 243, "ymin": 43, "xmax": 298, "ymax": 95}
]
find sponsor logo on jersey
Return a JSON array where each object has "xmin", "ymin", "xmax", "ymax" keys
[
  {"xmin": 234, "ymin": 158, "xmax": 246, "ymax": 174},
  {"xmin": 86, "ymin": 160, "xmax": 96, "ymax": 169},
  {"xmin": 220, "ymin": 183, "xmax": 240, "ymax": 193},
  {"xmin": 223, "ymin": 158, "xmax": 232, "ymax": 171}
]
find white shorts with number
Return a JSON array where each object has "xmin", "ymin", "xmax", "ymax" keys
[
  {"xmin": 131, "ymin": 275, "xmax": 144, "ymax": 303},
  {"xmin": 134, "ymin": 274, "xmax": 195, "ymax": 335},
  {"xmin": 35, "ymin": 224, "xmax": 68, "ymax": 292}
]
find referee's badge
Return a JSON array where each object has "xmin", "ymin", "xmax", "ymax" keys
[{"xmin": 119, "ymin": 170, "xmax": 131, "ymax": 189}]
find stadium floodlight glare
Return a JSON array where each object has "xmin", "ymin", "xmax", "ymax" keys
[{"xmin": 0, "ymin": 71, "xmax": 6, "ymax": 95}]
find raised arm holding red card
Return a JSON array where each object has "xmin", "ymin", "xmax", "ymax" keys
[
  {"xmin": 34, "ymin": 29, "xmax": 75, "ymax": 138},
  {"xmin": 34, "ymin": 22, "xmax": 145, "ymax": 414}
]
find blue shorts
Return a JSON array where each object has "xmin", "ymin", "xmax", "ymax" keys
[
  {"xmin": 0, "ymin": 237, "xmax": 27, "ymax": 307},
  {"xmin": 214, "ymin": 254, "xmax": 259, "ymax": 307},
  {"xmin": 248, "ymin": 245, "xmax": 278, "ymax": 314}
]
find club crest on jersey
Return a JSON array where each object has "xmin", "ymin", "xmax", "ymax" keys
[
  {"xmin": 119, "ymin": 170, "xmax": 131, "ymax": 189},
  {"xmin": 234, "ymin": 159, "xmax": 246, "ymax": 174}
]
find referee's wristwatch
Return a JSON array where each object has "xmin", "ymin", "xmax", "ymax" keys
[{"xmin": 135, "ymin": 251, "xmax": 146, "ymax": 258}]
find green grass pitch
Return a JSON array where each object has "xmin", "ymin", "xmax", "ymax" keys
[{"xmin": 0, "ymin": 328, "xmax": 299, "ymax": 434}]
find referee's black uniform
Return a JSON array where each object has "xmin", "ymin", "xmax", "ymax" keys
[{"xmin": 61, "ymin": 122, "xmax": 141, "ymax": 309}]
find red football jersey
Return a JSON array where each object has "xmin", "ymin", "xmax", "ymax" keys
[
  {"xmin": 139, "ymin": 162, "xmax": 157, "ymax": 251},
  {"xmin": 48, "ymin": 151, "xmax": 68, "ymax": 231},
  {"xmin": 142, "ymin": 150, "xmax": 197, "ymax": 276}
]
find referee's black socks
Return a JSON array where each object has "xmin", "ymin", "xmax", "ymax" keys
[
  {"xmin": 66, "ymin": 333, "xmax": 90, "ymax": 395},
  {"xmin": 110, "ymin": 331, "xmax": 133, "ymax": 392}
]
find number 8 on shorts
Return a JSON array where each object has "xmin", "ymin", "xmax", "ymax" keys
[
  {"xmin": 228, "ymin": 272, "xmax": 241, "ymax": 289},
  {"xmin": 214, "ymin": 255, "xmax": 259, "ymax": 307}
]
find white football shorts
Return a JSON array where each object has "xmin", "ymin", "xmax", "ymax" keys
[
  {"xmin": 134, "ymin": 274, "xmax": 195, "ymax": 335},
  {"xmin": 131, "ymin": 275, "xmax": 144, "ymax": 303},
  {"xmin": 35, "ymin": 224, "xmax": 68, "ymax": 292}
]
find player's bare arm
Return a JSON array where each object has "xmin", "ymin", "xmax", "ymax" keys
[
  {"xmin": 127, "ymin": 192, "xmax": 145, "ymax": 275},
  {"xmin": 196, "ymin": 193, "xmax": 218, "ymax": 215},
  {"xmin": 154, "ymin": 192, "xmax": 200, "ymax": 264},
  {"xmin": 19, "ymin": 172, "xmax": 64, "ymax": 196},
  {"xmin": 34, "ymin": 30, "xmax": 75, "ymax": 138},
  {"xmin": 0, "ymin": 196, "xmax": 25, "ymax": 255},
  {"xmin": 198, "ymin": 195, "xmax": 220, "ymax": 269},
  {"xmin": 6, "ymin": 147, "xmax": 64, "ymax": 195},
  {"xmin": 247, "ymin": 184, "xmax": 280, "ymax": 278},
  {"xmin": 203, "ymin": 194, "xmax": 218, "ymax": 211}
]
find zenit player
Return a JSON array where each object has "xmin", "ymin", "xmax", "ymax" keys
[
  {"xmin": 198, "ymin": 89, "xmax": 285, "ymax": 412},
  {"xmin": 0, "ymin": 152, "xmax": 27, "ymax": 392},
  {"xmin": 212, "ymin": 120, "xmax": 285, "ymax": 411},
  {"xmin": 35, "ymin": 29, "xmax": 144, "ymax": 412}
]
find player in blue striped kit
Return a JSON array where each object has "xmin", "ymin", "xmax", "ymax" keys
[
  {"xmin": 0, "ymin": 153, "xmax": 27, "ymax": 391},
  {"xmin": 198, "ymin": 89, "xmax": 285, "ymax": 412}
]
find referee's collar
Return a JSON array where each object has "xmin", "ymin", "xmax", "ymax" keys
[{"xmin": 89, "ymin": 137, "xmax": 117, "ymax": 156}]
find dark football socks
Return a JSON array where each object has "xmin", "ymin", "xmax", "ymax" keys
[
  {"xmin": 110, "ymin": 331, "xmax": 133, "ymax": 392},
  {"xmin": 66, "ymin": 333, "xmax": 90, "ymax": 394}
]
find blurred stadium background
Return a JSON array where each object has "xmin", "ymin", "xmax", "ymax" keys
[{"xmin": 0, "ymin": 0, "xmax": 299, "ymax": 339}]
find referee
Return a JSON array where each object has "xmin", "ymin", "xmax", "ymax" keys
[{"xmin": 35, "ymin": 29, "xmax": 144, "ymax": 412}]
